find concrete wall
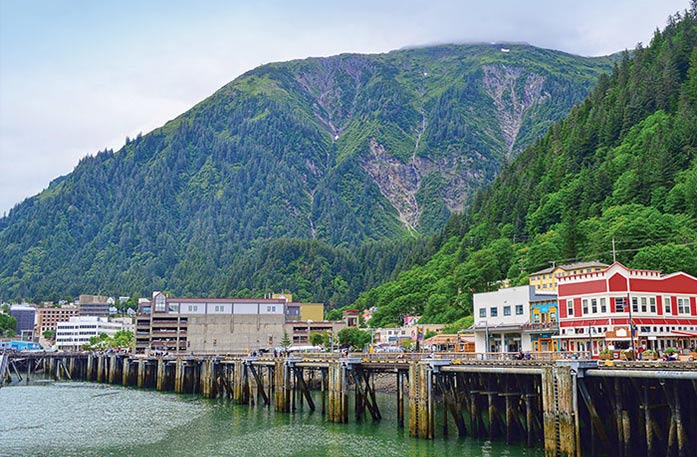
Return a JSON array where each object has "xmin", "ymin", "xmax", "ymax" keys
[{"xmin": 187, "ymin": 314, "xmax": 287, "ymax": 353}]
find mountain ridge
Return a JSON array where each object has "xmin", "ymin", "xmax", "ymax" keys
[{"xmin": 0, "ymin": 43, "xmax": 617, "ymax": 302}]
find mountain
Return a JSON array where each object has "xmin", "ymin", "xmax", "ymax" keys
[
  {"xmin": 0, "ymin": 43, "xmax": 616, "ymax": 302},
  {"xmin": 358, "ymin": 6, "xmax": 697, "ymax": 327}
]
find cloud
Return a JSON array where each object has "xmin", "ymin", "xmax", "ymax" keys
[{"xmin": 0, "ymin": 0, "xmax": 691, "ymax": 214}]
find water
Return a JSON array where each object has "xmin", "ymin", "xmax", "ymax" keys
[{"xmin": 0, "ymin": 382, "xmax": 543, "ymax": 457}]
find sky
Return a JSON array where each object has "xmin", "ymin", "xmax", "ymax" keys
[{"xmin": 0, "ymin": 0, "xmax": 692, "ymax": 215}]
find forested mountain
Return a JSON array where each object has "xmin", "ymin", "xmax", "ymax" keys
[
  {"xmin": 0, "ymin": 43, "xmax": 615, "ymax": 303},
  {"xmin": 359, "ymin": 5, "xmax": 697, "ymax": 327}
]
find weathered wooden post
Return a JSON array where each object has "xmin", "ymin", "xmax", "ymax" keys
[
  {"xmin": 327, "ymin": 360, "xmax": 349, "ymax": 423},
  {"xmin": 541, "ymin": 365, "xmax": 578, "ymax": 457},
  {"xmin": 174, "ymin": 358, "xmax": 184, "ymax": 393},
  {"xmin": 273, "ymin": 359, "xmax": 289, "ymax": 412},
  {"xmin": 409, "ymin": 361, "xmax": 434, "ymax": 439}
]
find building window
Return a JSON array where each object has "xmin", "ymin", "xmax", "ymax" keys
[
  {"xmin": 632, "ymin": 297, "xmax": 639, "ymax": 313},
  {"xmin": 678, "ymin": 298, "xmax": 690, "ymax": 314},
  {"xmin": 479, "ymin": 308, "xmax": 486, "ymax": 318},
  {"xmin": 503, "ymin": 306, "xmax": 511, "ymax": 316},
  {"xmin": 649, "ymin": 297, "xmax": 656, "ymax": 313},
  {"xmin": 600, "ymin": 297, "xmax": 607, "ymax": 313},
  {"xmin": 516, "ymin": 304, "xmax": 524, "ymax": 315},
  {"xmin": 155, "ymin": 294, "xmax": 166, "ymax": 313},
  {"xmin": 567, "ymin": 300, "xmax": 573, "ymax": 316},
  {"xmin": 490, "ymin": 307, "xmax": 498, "ymax": 317},
  {"xmin": 582, "ymin": 299, "xmax": 588, "ymax": 315},
  {"xmin": 664, "ymin": 297, "xmax": 671, "ymax": 314},
  {"xmin": 615, "ymin": 297, "xmax": 626, "ymax": 313},
  {"xmin": 640, "ymin": 297, "xmax": 648, "ymax": 313},
  {"xmin": 591, "ymin": 299, "xmax": 598, "ymax": 314}
]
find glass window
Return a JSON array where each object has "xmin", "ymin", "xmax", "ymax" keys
[
  {"xmin": 490, "ymin": 307, "xmax": 498, "ymax": 317},
  {"xmin": 678, "ymin": 297, "xmax": 690, "ymax": 314},
  {"xmin": 600, "ymin": 297, "xmax": 607, "ymax": 313},
  {"xmin": 567, "ymin": 299, "xmax": 574, "ymax": 316},
  {"xmin": 615, "ymin": 297, "xmax": 626, "ymax": 313},
  {"xmin": 479, "ymin": 308, "xmax": 486, "ymax": 318},
  {"xmin": 591, "ymin": 299, "xmax": 598, "ymax": 314},
  {"xmin": 503, "ymin": 306, "xmax": 511, "ymax": 316},
  {"xmin": 582, "ymin": 299, "xmax": 589, "ymax": 315},
  {"xmin": 640, "ymin": 297, "xmax": 648, "ymax": 313},
  {"xmin": 632, "ymin": 297, "xmax": 639, "ymax": 313},
  {"xmin": 649, "ymin": 297, "xmax": 656, "ymax": 313},
  {"xmin": 664, "ymin": 297, "xmax": 671, "ymax": 314},
  {"xmin": 155, "ymin": 294, "xmax": 166, "ymax": 313},
  {"xmin": 516, "ymin": 304, "xmax": 524, "ymax": 315}
]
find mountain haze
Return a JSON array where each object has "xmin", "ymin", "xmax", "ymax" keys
[{"xmin": 0, "ymin": 44, "xmax": 615, "ymax": 302}]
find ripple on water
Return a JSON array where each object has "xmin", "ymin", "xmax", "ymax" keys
[{"xmin": 0, "ymin": 382, "xmax": 204, "ymax": 456}]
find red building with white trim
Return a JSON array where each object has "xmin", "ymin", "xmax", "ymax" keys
[{"xmin": 557, "ymin": 262, "xmax": 697, "ymax": 356}]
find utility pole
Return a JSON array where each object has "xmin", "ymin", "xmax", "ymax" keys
[{"xmin": 612, "ymin": 237, "xmax": 616, "ymax": 263}]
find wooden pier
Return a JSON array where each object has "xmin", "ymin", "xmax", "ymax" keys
[{"xmin": 2, "ymin": 352, "xmax": 696, "ymax": 456}]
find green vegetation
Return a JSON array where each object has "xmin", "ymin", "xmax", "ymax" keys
[
  {"xmin": 337, "ymin": 327, "xmax": 372, "ymax": 350},
  {"xmin": 0, "ymin": 313, "xmax": 16, "ymax": 336},
  {"xmin": 356, "ymin": 5, "xmax": 697, "ymax": 326},
  {"xmin": 0, "ymin": 44, "xmax": 613, "ymax": 304},
  {"xmin": 84, "ymin": 330, "xmax": 134, "ymax": 350}
]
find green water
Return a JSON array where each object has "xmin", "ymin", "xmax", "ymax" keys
[{"xmin": 0, "ymin": 382, "xmax": 543, "ymax": 457}]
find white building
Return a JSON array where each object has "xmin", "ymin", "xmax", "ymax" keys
[
  {"xmin": 473, "ymin": 286, "xmax": 557, "ymax": 354},
  {"xmin": 55, "ymin": 316, "xmax": 125, "ymax": 351}
]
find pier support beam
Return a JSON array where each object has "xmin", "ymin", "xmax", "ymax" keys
[
  {"xmin": 409, "ymin": 362, "xmax": 434, "ymax": 439},
  {"xmin": 327, "ymin": 361, "xmax": 349, "ymax": 423},
  {"xmin": 542, "ymin": 365, "xmax": 578, "ymax": 457}
]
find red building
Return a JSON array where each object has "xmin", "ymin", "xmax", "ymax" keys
[{"xmin": 557, "ymin": 262, "xmax": 697, "ymax": 356}]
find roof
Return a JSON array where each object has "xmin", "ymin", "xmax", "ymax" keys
[{"xmin": 531, "ymin": 261, "xmax": 608, "ymax": 276}]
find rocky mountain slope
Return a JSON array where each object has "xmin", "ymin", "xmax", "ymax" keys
[{"xmin": 0, "ymin": 43, "xmax": 616, "ymax": 301}]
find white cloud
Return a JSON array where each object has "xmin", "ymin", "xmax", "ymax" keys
[{"xmin": 0, "ymin": 0, "xmax": 691, "ymax": 214}]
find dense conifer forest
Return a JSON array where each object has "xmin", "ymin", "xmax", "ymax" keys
[
  {"xmin": 0, "ymin": 44, "xmax": 615, "ymax": 304},
  {"xmin": 357, "ymin": 5, "xmax": 697, "ymax": 327}
]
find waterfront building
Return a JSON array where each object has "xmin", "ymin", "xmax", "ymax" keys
[
  {"xmin": 77, "ymin": 294, "xmax": 110, "ymax": 318},
  {"xmin": 373, "ymin": 324, "xmax": 445, "ymax": 346},
  {"xmin": 286, "ymin": 319, "xmax": 348, "ymax": 345},
  {"xmin": 530, "ymin": 261, "xmax": 607, "ymax": 292},
  {"xmin": 36, "ymin": 304, "xmax": 78, "ymax": 336},
  {"xmin": 55, "ymin": 316, "xmax": 125, "ymax": 351},
  {"xmin": 9, "ymin": 304, "xmax": 36, "ymax": 339},
  {"xmin": 473, "ymin": 286, "xmax": 557, "ymax": 354},
  {"xmin": 557, "ymin": 262, "xmax": 697, "ymax": 356},
  {"xmin": 136, "ymin": 292, "xmax": 291, "ymax": 354},
  {"xmin": 423, "ymin": 333, "xmax": 475, "ymax": 352}
]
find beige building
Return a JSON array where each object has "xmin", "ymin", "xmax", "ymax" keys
[
  {"xmin": 36, "ymin": 304, "xmax": 79, "ymax": 335},
  {"xmin": 529, "ymin": 261, "xmax": 607, "ymax": 292}
]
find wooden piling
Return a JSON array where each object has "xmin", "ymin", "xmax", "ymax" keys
[
  {"xmin": 174, "ymin": 358, "xmax": 184, "ymax": 393},
  {"xmin": 541, "ymin": 365, "xmax": 578, "ymax": 457}
]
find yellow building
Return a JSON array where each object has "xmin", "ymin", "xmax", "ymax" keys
[
  {"xmin": 529, "ymin": 261, "xmax": 608, "ymax": 292},
  {"xmin": 299, "ymin": 303, "xmax": 324, "ymax": 322}
]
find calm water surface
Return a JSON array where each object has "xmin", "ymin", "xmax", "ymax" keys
[{"xmin": 0, "ymin": 381, "xmax": 543, "ymax": 457}]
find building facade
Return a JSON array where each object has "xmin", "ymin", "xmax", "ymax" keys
[
  {"xmin": 557, "ymin": 262, "xmax": 697, "ymax": 356},
  {"xmin": 136, "ymin": 292, "xmax": 291, "ymax": 354},
  {"xmin": 473, "ymin": 286, "xmax": 557, "ymax": 354},
  {"xmin": 36, "ymin": 305, "xmax": 79, "ymax": 335},
  {"xmin": 55, "ymin": 316, "xmax": 125, "ymax": 351},
  {"xmin": 530, "ymin": 261, "xmax": 608, "ymax": 292},
  {"xmin": 9, "ymin": 304, "xmax": 36, "ymax": 339},
  {"xmin": 78, "ymin": 294, "xmax": 110, "ymax": 317}
]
